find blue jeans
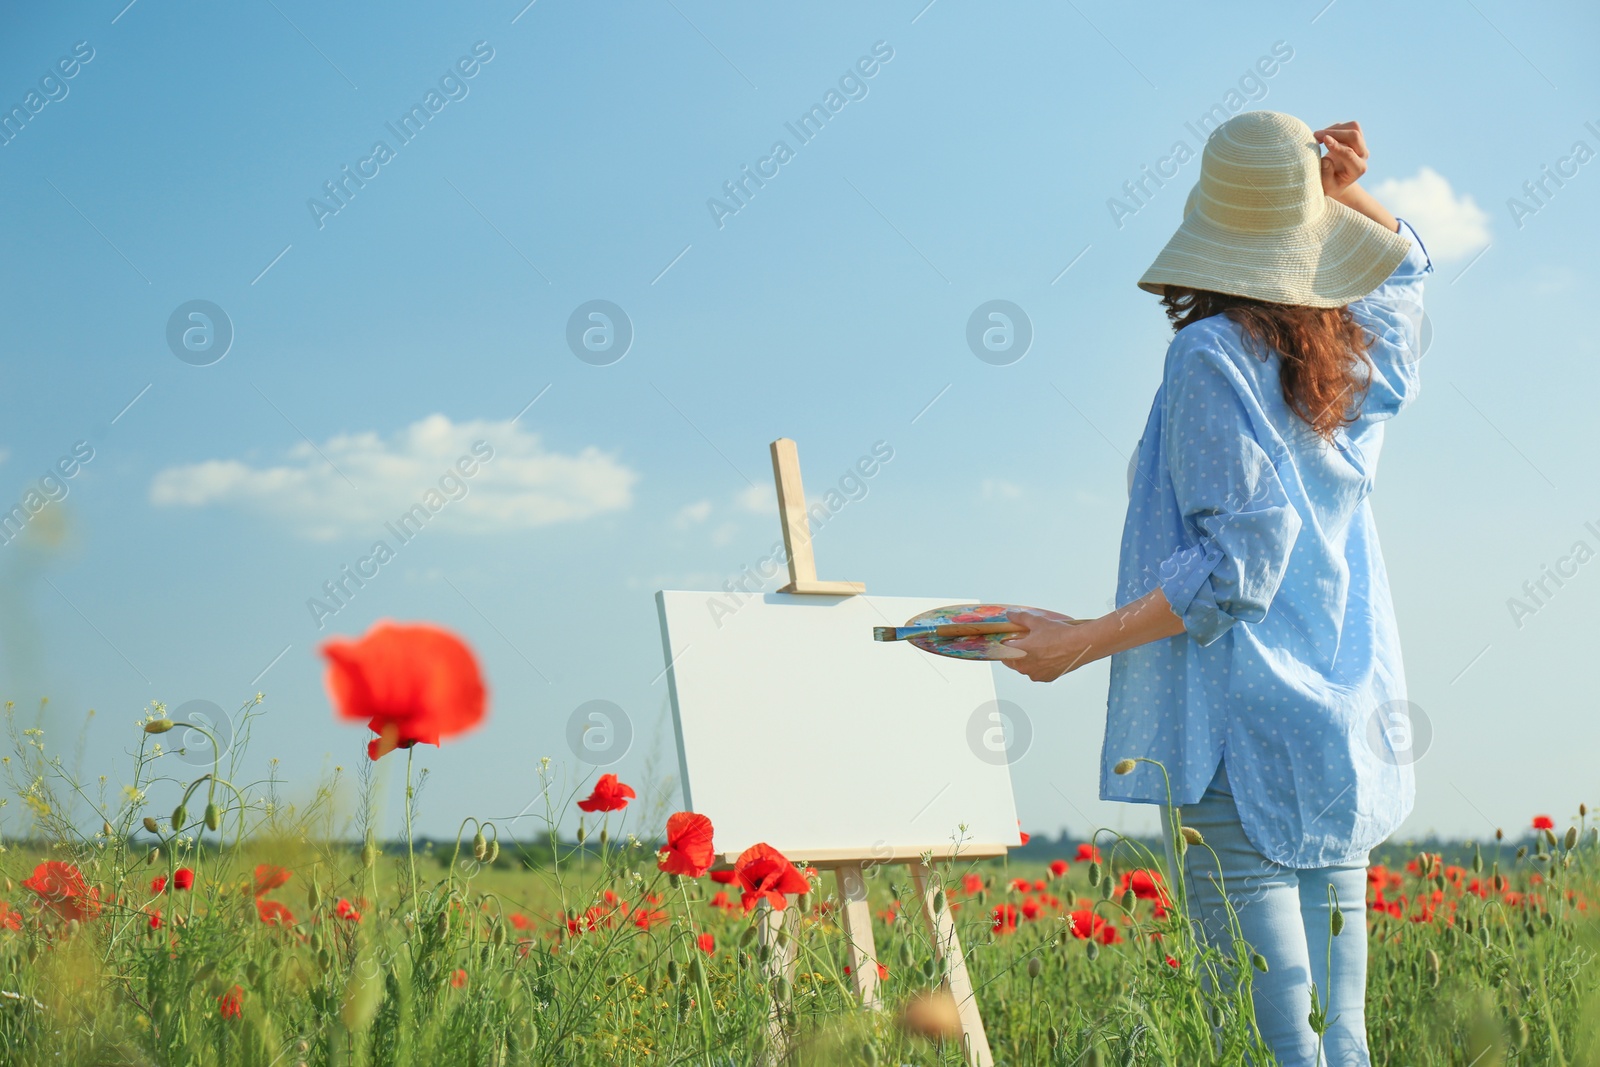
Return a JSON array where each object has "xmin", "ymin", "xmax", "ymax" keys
[{"xmin": 1160, "ymin": 761, "xmax": 1371, "ymax": 1067}]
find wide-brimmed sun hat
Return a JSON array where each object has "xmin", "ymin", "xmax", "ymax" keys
[{"xmin": 1136, "ymin": 110, "xmax": 1411, "ymax": 308}]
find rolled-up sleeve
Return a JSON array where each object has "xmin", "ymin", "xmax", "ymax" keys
[
  {"xmin": 1350, "ymin": 218, "xmax": 1435, "ymax": 419},
  {"xmin": 1157, "ymin": 346, "xmax": 1302, "ymax": 645}
]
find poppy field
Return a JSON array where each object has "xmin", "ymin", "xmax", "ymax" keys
[{"xmin": 1, "ymin": 623, "xmax": 1598, "ymax": 1066}]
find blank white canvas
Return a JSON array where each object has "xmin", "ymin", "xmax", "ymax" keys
[{"xmin": 656, "ymin": 590, "xmax": 1022, "ymax": 861}]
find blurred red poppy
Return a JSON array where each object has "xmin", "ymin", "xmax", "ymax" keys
[
  {"xmin": 22, "ymin": 861, "xmax": 101, "ymax": 922},
  {"xmin": 451, "ymin": 968, "xmax": 468, "ymax": 989},
  {"xmin": 253, "ymin": 865, "xmax": 291, "ymax": 896},
  {"xmin": 697, "ymin": 932, "xmax": 715, "ymax": 955},
  {"xmin": 218, "ymin": 985, "xmax": 243, "ymax": 1020},
  {"xmin": 255, "ymin": 898, "xmax": 296, "ymax": 926},
  {"xmin": 0, "ymin": 902, "xmax": 21, "ymax": 932},
  {"xmin": 148, "ymin": 909, "xmax": 163, "ymax": 930},
  {"xmin": 992, "ymin": 903, "xmax": 1019, "ymax": 934},
  {"xmin": 336, "ymin": 898, "xmax": 362, "ymax": 922},
  {"xmin": 1049, "ymin": 860, "xmax": 1070, "ymax": 878},
  {"xmin": 709, "ymin": 870, "xmax": 737, "ymax": 885},
  {"xmin": 174, "ymin": 868, "xmax": 194, "ymax": 891},
  {"xmin": 1075, "ymin": 844, "xmax": 1103, "ymax": 864},
  {"xmin": 577, "ymin": 773, "xmax": 636, "ymax": 813},
  {"xmin": 150, "ymin": 876, "xmax": 167, "ymax": 894},
  {"xmin": 733, "ymin": 843, "xmax": 810, "ymax": 912},
  {"xmin": 321, "ymin": 621, "xmax": 488, "ymax": 760},
  {"xmin": 659, "ymin": 812, "xmax": 715, "ymax": 877},
  {"xmin": 1533, "ymin": 815, "xmax": 1555, "ymax": 831}
]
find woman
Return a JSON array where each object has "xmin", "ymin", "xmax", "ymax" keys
[{"xmin": 1001, "ymin": 110, "xmax": 1432, "ymax": 1066}]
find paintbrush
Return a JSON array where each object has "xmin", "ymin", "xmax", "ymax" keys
[{"xmin": 873, "ymin": 620, "xmax": 1025, "ymax": 641}]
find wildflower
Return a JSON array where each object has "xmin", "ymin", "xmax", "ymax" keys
[
  {"xmin": 658, "ymin": 812, "xmax": 715, "ymax": 877},
  {"xmin": 255, "ymin": 898, "xmax": 296, "ymax": 927},
  {"xmin": 992, "ymin": 903, "xmax": 1019, "ymax": 935},
  {"xmin": 218, "ymin": 985, "xmax": 244, "ymax": 1019},
  {"xmin": 1533, "ymin": 815, "xmax": 1555, "ymax": 831},
  {"xmin": 845, "ymin": 961, "xmax": 890, "ymax": 980},
  {"xmin": 450, "ymin": 968, "xmax": 468, "ymax": 989},
  {"xmin": 253, "ymin": 865, "xmax": 291, "ymax": 896},
  {"xmin": 148, "ymin": 909, "xmax": 162, "ymax": 931},
  {"xmin": 961, "ymin": 874, "xmax": 984, "ymax": 896},
  {"xmin": 1119, "ymin": 869, "xmax": 1167, "ymax": 902},
  {"xmin": 150, "ymin": 876, "xmax": 167, "ymax": 894},
  {"xmin": 577, "ymin": 773, "xmax": 636, "ymax": 813},
  {"xmin": 335, "ymin": 898, "xmax": 362, "ymax": 923},
  {"xmin": 1017, "ymin": 821, "xmax": 1030, "ymax": 846},
  {"xmin": 1010, "ymin": 877, "xmax": 1031, "ymax": 894},
  {"xmin": 174, "ymin": 868, "xmax": 194, "ymax": 891},
  {"xmin": 1049, "ymin": 860, "xmax": 1070, "ymax": 878},
  {"xmin": 320, "ymin": 621, "xmax": 488, "ymax": 760},
  {"xmin": 697, "ymin": 932, "xmax": 715, "ymax": 955},
  {"xmin": 709, "ymin": 870, "xmax": 737, "ymax": 885},
  {"xmin": 0, "ymin": 901, "xmax": 21, "ymax": 931},
  {"xmin": 732, "ymin": 843, "xmax": 810, "ymax": 913},
  {"xmin": 22, "ymin": 861, "xmax": 102, "ymax": 922},
  {"xmin": 1075, "ymin": 844, "xmax": 1103, "ymax": 864},
  {"xmin": 632, "ymin": 907, "xmax": 668, "ymax": 931},
  {"xmin": 709, "ymin": 891, "xmax": 735, "ymax": 911}
]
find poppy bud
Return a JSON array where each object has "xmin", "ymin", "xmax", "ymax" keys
[
  {"xmin": 1027, "ymin": 957, "xmax": 1042, "ymax": 980},
  {"xmin": 487, "ymin": 840, "xmax": 499, "ymax": 864},
  {"xmin": 308, "ymin": 882, "xmax": 322, "ymax": 910},
  {"xmin": 920, "ymin": 957, "xmax": 935, "ymax": 979},
  {"xmin": 1113, "ymin": 759, "xmax": 1136, "ymax": 776},
  {"xmin": 897, "ymin": 941, "xmax": 913, "ymax": 966},
  {"xmin": 171, "ymin": 805, "xmax": 187, "ymax": 831},
  {"xmin": 1088, "ymin": 862, "xmax": 1101, "ymax": 888},
  {"xmin": 473, "ymin": 831, "xmax": 487, "ymax": 861},
  {"xmin": 435, "ymin": 910, "xmax": 450, "ymax": 938},
  {"xmin": 204, "ymin": 803, "xmax": 220, "ymax": 832},
  {"xmin": 145, "ymin": 719, "xmax": 174, "ymax": 734},
  {"xmin": 311, "ymin": 931, "xmax": 325, "ymax": 954},
  {"xmin": 1580, "ymin": 803, "xmax": 1587, "ymax": 818},
  {"xmin": 1120, "ymin": 889, "xmax": 1136, "ymax": 913},
  {"xmin": 361, "ymin": 841, "xmax": 377, "ymax": 869},
  {"xmin": 776, "ymin": 975, "xmax": 791, "ymax": 1000},
  {"xmin": 1181, "ymin": 827, "xmax": 1204, "ymax": 846},
  {"xmin": 492, "ymin": 922, "xmax": 506, "ymax": 947},
  {"xmin": 1251, "ymin": 952, "xmax": 1269, "ymax": 973},
  {"xmin": 1085, "ymin": 940, "xmax": 1099, "ymax": 963},
  {"xmin": 758, "ymin": 943, "xmax": 772, "ymax": 964},
  {"xmin": 102, "ymin": 820, "xmax": 113, "ymax": 838},
  {"xmin": 1331, "ymin": 909, "xmax": 1345, "ymax": 937},
  {"xmin": 599, "ymin": 827, "xmax": 609, "ymax": 848},
  {"xmin": 1472, "ymin": 844, "xmax": 1483, "ymax": 874},
  {"xmin": 1516, "ymin": 846, "xmax": 1528, "ymax": 861},
  {"xmin": 1564, "ymin": 826, "xmax": 1578, "ymax": 851},
  {"xmin": 798, "ymin": 892, "xmax": 812, "ymax": 913},
  {"xmin": 740, "ymin": 926, "xmax": 759, "ymax": 949},
  {"xmin": 689, "ymin": 957, "xmax": 705, "ymax": 984},
  {"xmin": 932, "ymin": 890, "xmax": 945, "ymax": 915},
  {"xmin": 1495, "ymin": 827, "xmax": 1503, "ymax": 841},
  {"xmin": 143, "ymin": 817, "xmax": 159, "ymax": 834},
  {"xmin": 1100, "ymin": 875, "xmax": 1115, "ymax": 901},
  {"xmin": 146, "ymin": 847, "xmax": 160, "ymax": 865},
  {"xmin": 576, "ymin": 823, "xmax": 586, "ymax": 845},
  {"xmin": 777, "ymin": 925, "xmax": 791, "ymax": 949}
]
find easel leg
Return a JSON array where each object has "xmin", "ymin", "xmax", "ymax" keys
[
  {"xmin": 836, "ymin": 863, "xmax": 882, "ymax": 1010},
  {"xmin": 912, "ymin": 861, "xmax": 994, "ymax": 1067},
  {"xmin": 758, "ymin": 896, "xmax": 800, "ymax": 1066}
]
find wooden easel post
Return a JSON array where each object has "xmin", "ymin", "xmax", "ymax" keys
[{"xmin": 753, "ymin": 438, "xmax": 995, "ymax": 1067}]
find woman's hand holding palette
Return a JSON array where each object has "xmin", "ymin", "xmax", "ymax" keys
[{"xmin": 873, "ymin": 603, "xmax": 1082, "ymax": 661}]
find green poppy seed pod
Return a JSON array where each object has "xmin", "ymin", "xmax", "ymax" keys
[
  {"xmin": 897, "ymin": 941, "xmax": 913, "ymax": 966},
  {"xmin": 977, "ymin": 888, "xmax": 988, "ymax": 905},
  {"xmin": 361, "ymin": 841, "xmax": 377, "ymax": 869},
  {"xmin": 171, "ymin": 804, "xmax": 187, "ymax": 831},
  {"xmin": 311, "ymin": 931, "xmax": 325, "ymax": 953},
  {"xmin": 1120, "ymin": 889, "xmax": 1136, "ymax": 913},
  {"xmin": 307, "ymin": 882, "xmax": 322, "ymax": 910},
  {"xmin": 435, "ymin": 910, "xmax": 450, "ymax": 938},
  {"xmin": 1181, "ymin": 826, "xmax": 1205, "ymax": 847},
  {"xmin": 932, "ymin": 889, "xmax": 945, "ymax": 915},
  {"xmin": 144, "ymin": 719, "xmax": 174, "ymax": 734},
  {"xmin": 604, "ymin": 973, "xmax": 620, "ymax": 987},
  {"xmin": 1100, "ymin": 875, "xmax": 1115, "ymax": 901},
  {"xmin": 142, "ymin": 816, "xmax": 159, "ymax": 834},
  {"xmin": 1088, "ymin": 862, "xmax": 1101, "ymax": 887},
  {"xmin": 1331, "ymin": 909, "xmax": 1345, "ymax": 937},
  {"xmin": 689, "ymin": 957, "xmax": 705, "ymax": 984},
  {"xmin": 146, "ymin": 847, "xmax": 160, "ymax": 865},
  {"xmin": 1472, "ymin": 843, "xmax": 1483, "ymax": 874},
  {"xmin": 102, "ymin": 819, "xmax": 113, "ymax": 838},
  {"xmin": 1113, "ymin": 758, "xmax": 1136, "ymax": 776},
  {"xmin": 1564, "ymin": 826, "xmax": 1578, "ymax": 851},
  {"xmin": 863, "ymin": 1043, "xmax": 879, "ymax": 1066},
  {"xmin": 777, "ymin": 925, "xmax": 791, "ymax": 949},
  {"xmin": 921, "ymin": 957, "xmax": 935, "ymax": 979},
  {"xmin": 1544, "ymin": 828, "xmax": 1559, "ymax": 850},
  {"xmin": 1085, "ymin": 940, "xmax": 1100, "ymax": 963},
  {"xmin": 1426, "ymin": 949, "xmax": 1440, "ymax": 987},
  {"xmin": 1516, "ymin": 846, "xmax": 1528, "ymax": 860},
  {"xmin": 1048, "ymin": 1025, "xmax": 1060, "ymax": 1048},
  {"xmin": 473, "ymin": 831, "xmax": 487, "ymax": 861},
  {"xmin": 798, "ymin": 892, "xmax": 812, "ymax": 913},
  {"xmin": 1252, "ymin": 952, "xmax": 1269, "ymax": 973},
  {"xmin": 492, "ymin": 921, "xmax": 507, "ymax": 947},
  {"xmin": 1027, "ymin": 957, "xmax": 1043, "ymax": 980},
  {"xmin": 576, "ymin": 822, "xmax": 586, "ymax": 845},
  {"xmin": 739, "ymin": 925, "xmax": 758, "ymax": 949},
  {"xmin": 487, "ymin": 840, "xmax": 499, "ymax": 864},
  {"xmin": 204, "ymin": 803, "xmax": 220, "ymax": 832},
  {"xmin": 666, "ymin": 958, "xmax": 681, "ymax": 985},
  {"xmin": 599, "ymin": 827, "xmax": 609, "ymax": 847},
  {"xmin": 758, "ymin": 943, "xmax": 772, "ymax": 964},
  {"xmin": 776, "ymin": 975, "xmax": 791, "ymax": 1000},
  {"xmin": 26, "ymin": 941, "xmax": 39, "ymax": 962}
]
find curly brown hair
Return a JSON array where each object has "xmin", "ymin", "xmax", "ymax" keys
[{"xmin": 1159, "ymin": 287, "xmax": 1374, "ymax": 442}]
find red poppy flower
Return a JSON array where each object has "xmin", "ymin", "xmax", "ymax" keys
[
  {"xmin": 697, "ymin": 932, "xmax": 715, "ymax": 955},
  {"xmin": 1018, "ymin": 821, "xmax": 1030, "ymax": 845},
  {"xmin": 1010, "ymin": 877, "xmax": 1031, "ymax": 894},
  {"xmin": 451, "ymin": 968, "xmax": 468, "ymax": 989},
  {"xmin": 710, "ymin": 869, "xmax": 737, "ymax": 885},
  {"xmin": 0, "ymin": 902, "xmax": 21, "ymax": 932},
  {"xmin": 22, "ymin": 861, "xmax": 102, "ymax": 922},
  {"xmin": 577, "ymin": 773, "xmax": 636, "ymax": 813},
  {"xmin": 148, "ymin": 909, "xmax": 163, "ymax": 931},
  {"xmin": 1021, "ymin": 898, "xmax": 1042, "ymax": 921},
  {"xmin": 1119, "ymin": 869, "xmax": 1168, "ymax": 902},
  {"xmin": 174, "ymin": 868, "xmax": 194, "ymax": 891},
  {"xmin": 659, "ymin": 812, "xmax": 715, "ymax": 877},
  {"xmin": 1067, "ymin": 908, "xmax": 1115, "ymax": 941},
  {"xmin": 321, "ymin": 621, "xmax": 488, "ymax": 760},
  {"xmin": 1049, "ymin": 860, "xmax": 1070, "ymax": 878},
  {"xmin": 150, "ymin": 876, "xmax": 167, "ymax": 895},
  {"xmin": 335, "ymin": 898, "xmax": 363, "ymax": 922},
  {"xmin": 253, "ymin": 865, "xmax": 291, "ymax": 896},
  {"xmin": 632, "ymin": 907, "xmax": 668, "ymax": 931},
  {"xmin": 255, "ymin": 898, "xmax": 296, "ymax": 926},
  {"xmin": 732, "ymin": 843, "xmax": 810, "ymax": 912},
  {"xmin": 1075, "ymin": 844, "xmax": 1103, "ymax": 864},
  {"xmin": 992, "ymin": 903, "xmax": 1019, "ymax": 934},
  {"xmin": 962, "ymin": 874, "xmax": 984, "ymax": 896},
  {"xmin": 218, "ymin": 985, "xmax": 244, "ymax": 1020},
  {"xmin": 844, "ymin": 962, "xmax": 891, "ymax": 981},
  {"xmin": 1533, "ymin": 815, "xmax": 1555, "ymax": 831}
]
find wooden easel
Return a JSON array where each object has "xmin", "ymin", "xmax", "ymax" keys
[{"xmin": 750, "ymin": 438, "xmax": 997, "ymax": 1067}]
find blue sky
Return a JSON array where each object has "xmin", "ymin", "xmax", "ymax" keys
[{"xmin": 1, "ymin": 0, "xmax": 1596, "ymax": 847}]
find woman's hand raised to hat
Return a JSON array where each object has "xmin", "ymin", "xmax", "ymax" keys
[{"xmin": 1313, "ymin": 121, "xmax": 1370, "ymax": 199}]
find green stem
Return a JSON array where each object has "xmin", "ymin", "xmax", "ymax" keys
[{"xmin": 405, "ymin": 746, "xmax": 420, "ymax": 912}]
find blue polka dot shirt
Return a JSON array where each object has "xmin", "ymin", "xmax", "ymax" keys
[{"xmin": 1103, "ymin": 219, "xmax": 1434, "ymax": 868}]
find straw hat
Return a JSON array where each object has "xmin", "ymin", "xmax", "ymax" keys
[{"xmin": 1136, "ymin": 111, "xmax": 1410, "ymax": 308}]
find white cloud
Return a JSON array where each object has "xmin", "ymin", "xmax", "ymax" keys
[
  {"xmin": 735, "ymin": 484, "xmax": 776, "ymax": 514},
  {"xmin": 674, "ymin": 500, "xmax": 712, "ymax": 528},
  {"xmin": 150, "ymin": 414, "xmax": 637, "ymax": 541},
  {"xmin": 1369, "ymin": 166, "xmax": 1490, "ymax": 262}
]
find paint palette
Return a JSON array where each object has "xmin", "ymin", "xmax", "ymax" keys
[{"xmin": 899, "ymin": 603, "xmax": 1079, "ymax": 661}]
